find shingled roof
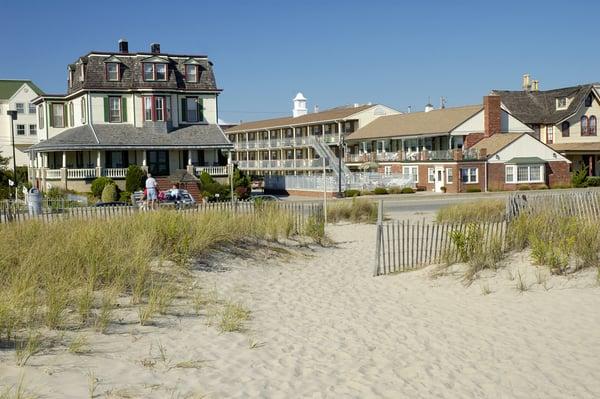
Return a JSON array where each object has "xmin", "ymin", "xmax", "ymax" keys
[
  {"xmin": 225, "ymin": 104, "xmax": 375, "ymax": 133},
  {"xmin": 492, "ymin": 84, "xmax": 596, "ymax": 124},
  {"xmin": 469, "ymin": 133, "xmax": 524, "ymax": 157},
  {"xmin": 0, "ymin": 80, "xmax": 44, "ymax": 99},
  {"xmin": 29, "ymin": 124, "xmax": 232, "ymax": 152},
  {"xmin": 346, "ymin": 105, "xmax": 483, "ymax": 140}
]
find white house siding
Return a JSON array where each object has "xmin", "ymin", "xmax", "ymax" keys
[
  {"xmin": 451, "ymin": 110, "xmax": 533, "ymax": 135},
  {"xmin": 350, "ymin": 105, "xmax": 401, "ymax": 129},
  {"xmin": 487, "ymin": 134, "xmax": 569, "ymax": 164}
]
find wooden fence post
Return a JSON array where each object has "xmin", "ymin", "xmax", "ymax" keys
[{"xmin": 373, "ymin": 200, "xmax": 384, "ymax": 277}]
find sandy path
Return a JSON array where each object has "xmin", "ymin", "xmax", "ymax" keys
[{"xmin": 1, "ymin": 223, "xmax": 600, "ymax": 398}]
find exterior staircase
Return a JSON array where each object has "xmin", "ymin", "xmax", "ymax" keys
[
  {"xmin": 155, "ymin": 174, "xmax": 203, "ymax": 202},
  {"xmin": 310, "ymin": 137, "xmax": 352, "ymax": 178}
]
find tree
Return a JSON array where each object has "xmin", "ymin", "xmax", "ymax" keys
[
  {"xmin": 101, "ymin": 183, "xmax": 118, "ymax": 202},
  {"xmin": 571, "ymin": 166, "xmax": 588, "ymax": 188},
  {"xmin": 231, "ymin": 165, "xmax": 251, "ymax": 199},
  {"xmin": 125, "ymin": 165, "xmax": 145, "ymax": 192}
]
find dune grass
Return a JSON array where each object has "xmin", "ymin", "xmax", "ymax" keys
[
  {"xmin": 327, "ymin": 198, "xmax": 378, "ymax": 224},
  {"xmin": 436, "ymin": 199, "xmax": 506, "ymax": 224},
  {"xmin": 0, "ymin": 207, "xmax": 313, "ymax": 350}
]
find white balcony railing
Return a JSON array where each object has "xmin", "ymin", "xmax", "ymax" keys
[
  {"xmin": 68, "ymin": 168, "xmax": 97, "ymax": 179},
  {"xmin": 237, "ymin": 159, "xmax": 325, "ymax": 170},
  {"xmin": 46, "ymin": 169, "xmax": 61, "ymax": 179},
  {"xmin": 103, "ymin": 168, "xmax": 127, "ymax": 178},
  {"xmin": 195, "ymin": 165, "xmax": 228, "ymax": 176}
]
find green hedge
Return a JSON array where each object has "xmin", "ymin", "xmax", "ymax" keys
[
  {"xmin": 373, "ymin": 187, "xmax": 388, "ymax": 195},
  {"xmin": 344, "ymin": 189, "xmax": 361, "ymax": 197},
  {"xmin": 91, "ymin": 177, "xmax": 115, "ymax": 198},
  {"xmin": 466, "ymin": 187, "xmax": 481, "ymax": 193},
  {"xmin": 587, "ymin": 176, "xmax": 600, "ymax": 187}
]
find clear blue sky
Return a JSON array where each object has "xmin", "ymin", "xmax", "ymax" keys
[{"xmin": 2, "ymin": 0, "xmax": 598, "ymax": 123}]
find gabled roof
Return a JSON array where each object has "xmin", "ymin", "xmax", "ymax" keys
[
  {"xmin": 492, "ymin": 84, "xmax": 596, "ymax": 124},
  {"xmin": 469, "ymin": 133, "xmax": 524, "ymax": 156},
  {"xmin": 225, "ymin": 104, "xmax": 376, "ymax": 133},
  {"xmin": 0, "ymin": 80, "xmax": 44, "ymax": 99},
  {"xmin": 28, "ymin": 124, "xmax": 233, "ymax": 152},
  {"xmin": 346, "ymin": 105, "xmax": 482, "ymax": 140}
]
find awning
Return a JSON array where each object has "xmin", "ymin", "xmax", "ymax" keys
[{"xmin": 505, "ymin": 157, "xmax": 545, "ymax": 165}]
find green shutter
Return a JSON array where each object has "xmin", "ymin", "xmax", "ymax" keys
[
  {"xmin": 197, "ymin": 98, "xmax": 204, "ymax": 122},
  {"xmin": 121, "ymin": 97, "xmax": 127, "ymax": 122},
  {"xmin": 63, "ymin": 104, "xmax": 68, "ymax": 127},
  {"xmin": 181, "ymin": 98, "xmax": 187, "ymax": 122},
  {"xmin": 48, "ymin": 103, "xmax": 54, "ymax": 127},
  {"xmin": 104, "ymin": 97, "xmax": 109, "ymax": 122}
]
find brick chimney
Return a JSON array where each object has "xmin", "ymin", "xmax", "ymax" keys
[{"xmin": 484, "ymin": 94, "xmax": 501, "ymax": 137}]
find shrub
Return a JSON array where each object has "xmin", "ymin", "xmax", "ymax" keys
[
  {"xmin": 401, "ymin": 187, "xmax": 415, "ymax": 194},
  {"xmin": 466, "ymin": 187, "xmax": 481, "ymax": 193},
  {"xmin": 327, "ymin": 198, "xmax": 378, "ymax": 223},
  {"xmin": 101, "ymin": 183, "xmax": 118, "ymax": 203},
  {"xmin": 125, "ymin": 165, "xmax": 146, "ymax": 193},
  {"xmin": 587, "ymin": 176, "xmax": 600, "ymax": 187},
  {"xmin": 373, "ymin": 187, "xmax": 388, "ymax": 195},
  {"xmin": 119, "ymin": 191, "xmax": 132, "ymax": 203},
  {"xmin": 571, "ymin": 166, "xmax": 588, "ymax": 188},
  {"xmin": 45, "ymin": 187, "xmax": 65, "ymax": 200},
  {"xmin": 91, "ymin": 177, "xmax": 114, "ymax": 198},
  {"xmin": 200, "ymin": 171, "xmax": 229, "ymax": 201},
  {"xmin": 416, "ymin": 186, "xmax": 426, "ymax": 192},
  {"xmin": 441, "ymin": 186, "xmax": 447, "ymax": 193},
  {"xmin": 344, "ymin": 189, "xmax": 361, "ymax": 197}
]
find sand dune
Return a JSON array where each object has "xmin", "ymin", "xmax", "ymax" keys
[{"xmin": 1, "ymin": 223, "xmax": 600, "ymax": 398}]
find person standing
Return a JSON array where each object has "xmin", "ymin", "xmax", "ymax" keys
[{"xmin": 145, "ymin": 173, "xmax": 159, "ymax": 210}]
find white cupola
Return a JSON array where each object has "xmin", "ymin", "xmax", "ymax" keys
[{"xmin": 293, "ymin": 92, "xmax": 307, "ymax": 117}]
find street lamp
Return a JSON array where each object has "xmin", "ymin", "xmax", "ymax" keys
[{"xmin": 6, "ymin": 110, "xmax": 18, "ymax": 187}]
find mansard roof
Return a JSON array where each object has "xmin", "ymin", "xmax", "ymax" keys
[
  {"xmin": 492, "ymin": 84, "xmax": 597, "ymax": 125},
  {"xmin": 28, "ymin": 124, "xmax": 233, "ymax": 152}
]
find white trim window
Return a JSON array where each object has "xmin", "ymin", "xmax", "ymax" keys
[
  {"xmin": 52, "ymin": 104, "xmax": 64, "ymax": 128},
  {"xmin": 384, "ymin": 165, "xmax": 392, "ymax": 176},
  {"xmin": 144, "ymin": 97, "xmax": 153, "ymax": 121},
  {"xmin": 446, "ymin": 168, "xmax": 453, "ymax": 184},
  {"xmin": 402, "ymin": 166, "xmax": 418, "ymax": 183},
  {"xmin": 106, "ymin": 63, "xmax": 119, "ymax": 81},
  {"xmin": 81, "ymin": 98, "xmax": 87, "ymax": 124},
  {"xmin": 16, "ymin": 103, "xmax": 24, "ymax": 114},
  {"xmin": 29, "ymin": 124, "xmax": 36, "ymax": 135},
  {"xmin": 427, "ymin": 167, "xmax": 435, "ymax": 183},
  {"xmin": 109, "ymin": 97, "xmax": 121, "ymax": 123},
  {"xmin": 155, "ymin": 97, "xmax": 165, "ymax": 121},
  {"xmin": 185, "ymin": 64, "xmax": 197, "ymax": 82},
  {"xmin": 16, "ymin": 124, "xmax": 25, "ymax": 135},
  {"xmin": 28, "ymin": 103, "xmax": 36, "ymax": 114},
  {"xmin": 460, "ymin": 167, "xmax": 478, "ymax": 184},
  {"xmin": 155, "ymin": 64, "xmax": 167, "ymax": 81},
  {"xmin": 186, "ymin": 98, "xmax": 199, "ymax": 122},
  {"xmin": 505, "ymin": 164, "xmax": 544, "ymax": 183}
]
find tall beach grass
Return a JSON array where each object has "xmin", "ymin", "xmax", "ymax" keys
[
  {"xmin": 436, "ymin": 199, "xmax": 506, "ymax": 224},
  {"xmin": 327, "ymin": 198, "xmax": 378, "ymax": 223}
]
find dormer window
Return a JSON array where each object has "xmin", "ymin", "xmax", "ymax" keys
[
  {"xmin": 106, "ymin": 63, "xmax": 120, "ymax": 81},
  {"xmin": 185, "ymin": 64, "xmax": 198, "ymax": 82},
  {"xmin": 585, "ymin": 93, "xmax": 593, "ymax": 107},
  {"xmin": 556, "ymin": 97, "xmax": 568, "ymax": 110},
  {"xmin": 143, "ymin": 63, "xmax": 168, "ymax": 81}
]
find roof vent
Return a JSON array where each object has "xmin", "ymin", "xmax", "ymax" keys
[
  {"xmin": 118, "ymin": 39, "xmax": 128, "ymax": 53},
  {"xmin": 150, "ymin": 43, "xmax": 161, "ymax": 54},
  {"xmin": 314, "ymin": 105, "xmax": 319, "ymax": 113}
]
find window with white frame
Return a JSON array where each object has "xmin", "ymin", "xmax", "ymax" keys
[
  {"xmin": 446, "ymin": 168, "xmax": 453, "ymax": 184},
  {"xmin": 29, "ymin": 124, "xmax": 36, "ymax": 135},
  {"xmin": 143, "ymin": 63, "xmax": 154, "ymax": 81},
  {"xmin": 155, "ymin": 97, "xmax": 164, "ymax": 121},
  {"xmin": 460, "ymin": 167, "xmax": 478, "ymax": 183},
  {"xmin": 106, "ymin": 63, "xmax": 119, "ymax": 81},
  {"xmin": 505, "ymin": 164, "xmax": 544, "ymax": 183},
  {"xmin": 556, "ymin": 97, "xmax": 568, "ymax": 109},
  {"xmin": 402, "ymin": 166, "xmax": 418, "ymax": 183},
  {"xmin": 69, "ymin": 102, "xmax": 75, "ymax": 127},
  {"xmin": 81, "ymin": 98, "xmax": 87, "ymax": 124},
  {"xmin": 16, "ymin": 103, "xmax": 24, "ymax": 114},
  {"xmin": 384, "ymin": 165, "xmax": 392, "ymax": 176},
  {"xmin": 144, "ymin": 97, "xmax": 153, "ymax": 121},
  {"xmin": 428, "ymin": 168, "xmax": 435, "ymax": 183},
  {"xmin": 155, "ymin": 64, "xmax": 167, "ymax": 80},
  {"xmin": 109, "ymin": 97, "xmax": 121, "ymax": 123},
  {"xmin": 38, "ymin": 105, "xmax": 44, "ymax": 127},
  {"xmin": 16, "ymin": 124, "xmax": 25, "ymax": 135},
  {"xmin": 28, "ymin": 103, "xmax": 36, "ymax": 114},
  {"xmin": 52, "ymin": 103, "xmax": 64, "ymax": 128},
  {"xmin": 186, "ymin": 97, "xmax": 198, "ymax": 122},
  {"xmin": 185, "ymin": 64, "xmax": 197, "ymax": 82}
]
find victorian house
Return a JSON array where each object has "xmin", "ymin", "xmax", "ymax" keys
[
  {"xmin": 28, "ymin": 40, "xmax": 232, "ymax": 192},
  {"xmin": 493, "ymin": 78, "xmax": 600, "ymax": 176}
]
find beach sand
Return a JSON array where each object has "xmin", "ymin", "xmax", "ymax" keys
[{"xmin": 1, "ymin": 223, "xmax": 600, "ymax": 398}]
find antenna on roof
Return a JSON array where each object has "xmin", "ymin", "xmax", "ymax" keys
[{"xmin": 440, "ymin": 96, "xmax": 447, "ymax": 109}]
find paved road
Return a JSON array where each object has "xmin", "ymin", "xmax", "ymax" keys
[{"xmin": 380, "ymin": 192, "xmax": 508, "ymax": 214}]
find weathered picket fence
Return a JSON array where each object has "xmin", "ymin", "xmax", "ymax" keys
[
  {"xmin": 0, "ymin": 200, "xmax": 323, "ymax": 235},
  {"xmin": 506, "ymin": 188, "xmax": 600, "ymax": 220},
  {"xmin": 374, "ymin": 218, "xmax": 508, "ymax": 276}
]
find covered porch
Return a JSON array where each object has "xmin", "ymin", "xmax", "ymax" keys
[
  {"xmin": 550, "ymin": 143, "xmax": 600, "ymax": 176},
  {"xmin": 28, "ymin": 148, "xmax": 230, "ymax": 192}
]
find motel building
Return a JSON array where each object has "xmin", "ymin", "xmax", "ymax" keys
[
  {"xmin": 345, "ymin": 95, "xmax": 572, "ymax": 193},
  {"xmin": 27, "ymin": 40, "xmax": 232, "ymax": 193}
]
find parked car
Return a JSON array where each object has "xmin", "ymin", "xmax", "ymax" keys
[
  {"xmin": 247, "ymin": 194, "xmax": 281, "ymax": 202},
  {"xmin": 94, "ymin": 201, "xmax": 130, "ymax": 207},
  {"xmin": 132, "ymin": 189, "xmax": 196, "ymax": 207}
]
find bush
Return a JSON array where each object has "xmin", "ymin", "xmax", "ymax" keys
[
  {"xmin": 199, "ymin": 171, "xmax": 229, "ymax": 201},
  {"xmin": 327, "ymin": 198, "xmax": 378, "ymax": 223},
  {"xmin": 401, "ymin": 187, "xmax": 415, "ymax": 194},
  {"xmin": 125, "ymin": 165, "xmax": 145, "ymax": 193},
  {"xmin": 344, "ymin": 189, "xmax": 361, "ymax": 197},
  {"xmin": 91, "ymin": 177, "xmax": 115, "ymax": 198},
  {"xmin": 571, "ymin": 166, "xmax": 588, "ymax": 188},
  {"xmin": 101, "ymin": 183, "xmax": 118, "ymax": 203},
  {"xmin": 45, "ymin": 187, "xmax": 65, "ymax": 200},
  {"xmin": 436, "ymin": 199, "xmax": 505, "ymax": 223},
  {"xmin": 372, "ymin": 187, "xmax": 388, "ymax": 195},
  {"xmin": 587, "ymin": 176, "xmax": 600, "ymax": 187},
  {"xmin": 119, "ymin": 191, "xmax": 132, "ymax": 203},
  {"xmin": 466, "ymin": 187, "xmax": 481, "ymax": 193},
  {"xmin": 416, "ymin": 186, "xmax": 426, "ymax": 192}
]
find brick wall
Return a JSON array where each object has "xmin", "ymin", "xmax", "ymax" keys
[
  {"xmin": 488, "ymin": 161, "xmax": 571, "ymax": 190},
  {"xmin": 547, "ymin": 161, "xmax": 571, "ymax": 187},
  {"xmin": 464, "ymin": 133, "xmax": 484, "ymax": 148}
]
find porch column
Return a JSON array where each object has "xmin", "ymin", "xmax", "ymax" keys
[
  {"xmin": 186, "ymin": 150, "xmax": 195, "ymax": 175},
  {"xmin": 60, "ymin": 151, "xmax": 68, "ymax": 189},
  {"xmin": 338, "ymin": 121, "xmax": 342, "ymax": 143},
  {"xmin": 96, "ymin": 150, "xmax": 102, "ymax": 177}
]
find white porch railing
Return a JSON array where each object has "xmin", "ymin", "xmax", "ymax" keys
[
  {"xmin": 264, "ymin": 173, "xmax": 415, "ymax": 192},
  {"xmin": 68, "ymin": 168, "xmax": 97, "ymax": 179},
  {"xmin": 237, "ymin": 159, "xmax": 325, "ymax": 170},
  {"xmin": 103, "ymin": 168, "xmax": 128, "ymax": 178},
  {"xmin": 46, "ymin": 169, "xmax": 61, "ymax": 179},
  {"xmin": 195, "ymin": 165, "xmax": 228, "ymax": 176}
]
